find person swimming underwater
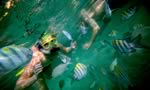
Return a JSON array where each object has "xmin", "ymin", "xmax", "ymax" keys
[
  {"xmin": 0, "ymin": 30, "xmax": 76, "ymax": 90},
  {"xmin": 80, "ymin": 0, "xmax": 111, "ymax": 49},
  {"xmin": 14, "ymin": 31, "xmax": 76, "ymax": 90}
]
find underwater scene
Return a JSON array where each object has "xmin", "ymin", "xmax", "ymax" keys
[{"xmin": 0, "ymin": 0, "xmax": 150, "ymax": 90}]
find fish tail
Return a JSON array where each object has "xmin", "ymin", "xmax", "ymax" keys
[
  {"xmin": 130, "ymin": 34, "xmax": 142, "ymax": 44},
  {"xmin": 131, "ymin": 34, "xmax": 150, "ymax": 49}
]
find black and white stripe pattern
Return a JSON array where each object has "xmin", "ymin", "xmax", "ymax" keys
[
  {"xmin": 73, "ymin": 63, "xmax": 87, "ymax": 80},
  {"xmin": 112, "ymin": 40, "xmax": 136, "ymax": 53}
]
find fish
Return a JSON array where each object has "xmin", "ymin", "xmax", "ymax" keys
[
  {"xmin": 62, "ymin": 30, "xmax": 73, "ymax": 41},
  {"xmin": 110, "ymin": 58, "xmax": 132, "ymax": 88},
  {"xmin": 59, "ymin": 53, "xmax": 71, "ymax": 64},
  {"xmin": 103, "ymin": 1, "xmax": 112, "ymax": 18},
  {"xmin": 121, "ymin": 6, "xmax": 137, "ymax": 20},
  {"xmin": 0, "ymin": 45, "xmax": 32, "ymax": 77},
  {"xmin": 112, "ymin": 39, "xmax": 136, "ymax": 53},
  {"xmin": 110, "ymin": 58, "xmax": 118, "ymax": 71},
  {"xmin": 112, "ymin": 34, "xmax": 146, "ymax": 53},
  {"xmin": 73, "ymin": 63, "xmax": 87, "ymax": 80},
  {"xmin": 52, "ymin": 57, "xmax": 71, "ymax": 78}
]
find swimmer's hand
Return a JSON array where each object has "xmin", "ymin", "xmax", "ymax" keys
[
  {"xmin": 33, "ymin": 63, "xmax": 43, "ymax": 78},
  {"xmin": 83, "ymin": 42, "xmax": 92, "ymax": 49},
  {"xmin": 59, "ymin": 41, "xmax": 77, "ymax": 53}
]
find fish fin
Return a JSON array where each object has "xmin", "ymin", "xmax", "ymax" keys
[
  {"xmin": 130, "ymin": 34, "xmax": 143, "ymax": 49},
  {"xmin": 123, "ymin": 32, "xmax": 141, "ymax": 45},
  {"xmin": 132, "ymin": 34, "xmax": 150, "ymax": 49},
  {"xmin": 124, "ymin": 33, "xmax": 150, "ymax": 49},
  {"xmin": 131, "ymin": 34, "xmax": 142, "ymax": 44}
]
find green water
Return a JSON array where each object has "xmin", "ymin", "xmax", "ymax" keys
[{"xmin": 0, "ymin": 0, "xmax": 150, "ymax": 90}]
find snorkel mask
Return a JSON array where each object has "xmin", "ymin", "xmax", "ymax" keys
[{"xmin": 39, "ymin": 31, "xmax": 57, "ymax": 51}]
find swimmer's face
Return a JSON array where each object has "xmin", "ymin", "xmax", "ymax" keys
[{"xmin": 40, "ymin": 35, "xmax": 57, "ymax": 50}]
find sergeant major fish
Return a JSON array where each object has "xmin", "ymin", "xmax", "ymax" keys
[
  {"xmin": 73, "ymin": 63, "xmax": 87, "ymax": 80},
  {"xmin": 112, "ymin": 39, "xmax": 136, "ymax": 53},
  {"xmin": 112, "ymin": 34, "xmax": 145, "ymax": 54},
  {"xmin": 121, "ymin": 5, "xmax": 137, "ymax": 20},
  {"xmin": 110, "ymin": 58, "xmax": 132, "ymax": 88}
]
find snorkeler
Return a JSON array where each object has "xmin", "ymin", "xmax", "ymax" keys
[
  {"xmin": 80, "ymin": 0, "xmax": 111, "ymax": 49},
  {"xmin": 14, "ymin": 31, "xmax": 76, "ymax": 90}
]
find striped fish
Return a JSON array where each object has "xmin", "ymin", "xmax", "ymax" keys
[
  {"xmin": 121, "ymin": 6, "xmax": 137, "ymax": 20},
  {"xmin": 0, "ymin": 45, "xmax": 33, "ymax": 77},
  {"xmin": 112, "ymin": 39, "xmax": 136, "ymax": 53},
  {"xmin": 73, "ymin": 63, "xmax": 87, "ymax": 80},
  {"xmin": 110, "ymin": 59, "xmax": 132, "ymax": 88}
]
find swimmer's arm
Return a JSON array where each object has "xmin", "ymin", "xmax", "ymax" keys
[
  {"xmin": 15, "ymin": 74, "xmax": 37, "ymax": 90},
  {"xmin": 58, "ymin": 44, "xmax": 72, "ymax": 53},
  {"xmin": 15, "ymin": 63, "xmax": 39, "ymax": 90},
  {"xmin": 15, "ymin": 64, "xmax": 38, "ymax": 90},
  {"xmin": 57, "ymin": 41, "xmax": 76, "ymax": 53}
]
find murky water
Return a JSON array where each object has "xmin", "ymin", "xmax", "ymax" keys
[{"xmin": 0, "ymin": 0, "xmax": 150, "ymax": 90}]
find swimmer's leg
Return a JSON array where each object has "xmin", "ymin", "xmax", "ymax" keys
[{"xmin": 83, "ymin": 18, "xmax": 100, "ymax": 49}]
